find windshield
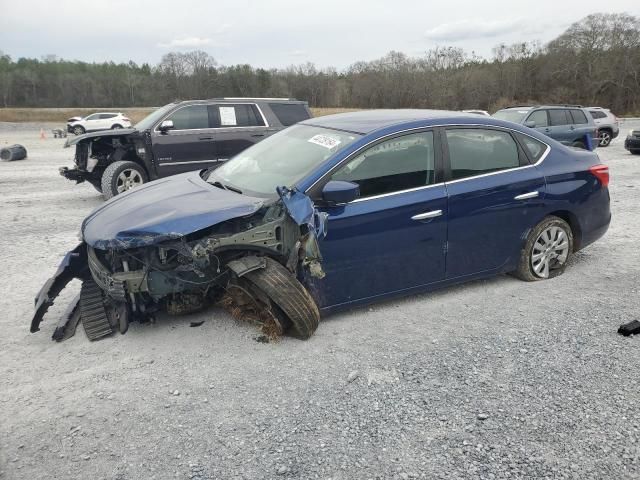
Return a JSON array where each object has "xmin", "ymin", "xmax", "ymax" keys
[
  {"xmin": 207, "ymin": 124, "xmax": 361, "ymax": 196},
  {"xmin": 493, "ymin": 109, "xmax": 530, "ymax": 123},
  {"xmin": 134, "ymin": 103, "xmax": 176, "ymax": 131}
]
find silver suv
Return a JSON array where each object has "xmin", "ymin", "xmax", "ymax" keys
[
  {"xmin": 587, "ymin": 107, "xmax": 619, "ymax": 147},
  {"xmin": 493, "ymin": 105, "xmax": 598, "ymax": 150}
]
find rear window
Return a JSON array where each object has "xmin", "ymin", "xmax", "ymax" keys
[
  {"xmin": 516, "ymin": 133, "xmax": 547, "ymax": 162},
  {"xmin": 212, "ymin": 104, "xmax": 265, "ymax": 127},
  {"xmin": 570, "ymin": 109, "xmax": 588, "ymax": 124},
  {"xmin": 269, "ymin": 103, "xmax": 310, "ymax": 126},
  {"xmin": 590, "ymin": 110, "xmax": 607, "ymax": 119}
]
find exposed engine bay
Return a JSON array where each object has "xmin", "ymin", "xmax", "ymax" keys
[{"xmin": 30, "ymin": 187, "xmax": 327, "ymax": 342}]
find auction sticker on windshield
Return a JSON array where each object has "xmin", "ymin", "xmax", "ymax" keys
[{"xmin": 308, "ymin": 134, "xmax": 342, "ymax": 149}]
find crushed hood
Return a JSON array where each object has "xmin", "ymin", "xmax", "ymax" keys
[
  {"xmin": 82, "ymin": 171, "xmax": 265, "ymax": 249},
  {"xmin": 64, "ymin": 128, "xmax": 138, "ymax": 147}
]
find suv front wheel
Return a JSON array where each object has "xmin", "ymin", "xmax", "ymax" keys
[{"xmin": 101, "ymin": 161, "xmax": 148, "ymax": 200}]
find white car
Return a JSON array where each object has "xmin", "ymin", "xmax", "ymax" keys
[{"xmin": 67, "ymin": 112, "xmax": 132, "ymax": 135}]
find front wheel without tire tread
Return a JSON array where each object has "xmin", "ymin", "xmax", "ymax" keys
[
  {"xmin": 514, "ymin": 216, "xmax": 573, "ymax": 282},
  {"xmin": 101, "ymin": 161, "xmax": 148, "ymax": 200},
  {"xmin": 244, "ymin": 257, "xmax": 320, "ymax": 340}
]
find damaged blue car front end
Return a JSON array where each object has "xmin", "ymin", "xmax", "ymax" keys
[{"xmin": 30, "ymin": 170, "xmax": 328, "ymax": 342}]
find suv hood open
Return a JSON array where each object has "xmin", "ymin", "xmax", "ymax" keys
[
  {"xmin": 64, "ymin": 128, "xmax": 139, "ymax": 147},
  {"xmin": 82, "ymin": 171, "xmax": 265, "ymax": 249}
]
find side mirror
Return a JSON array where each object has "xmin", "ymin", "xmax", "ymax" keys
[
  {"xmin": 159, "ymin": 120, "xmax": 174, "ymax": 133},
  {"xmin": 524, "ymin": 120, "xmax": 536, "ymax": 128},
  {"xmin": 322, "ymin": 180, "xmax": 360, "ymax": 205}
]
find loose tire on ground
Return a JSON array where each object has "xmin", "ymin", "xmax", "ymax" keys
[
  {"xmin": 514, "ymin": 216, "xmax": 574, "ymax": 282},
  {"xmin": 244, "ymin": 257, "xmax": 320, "ymax": 340},
  {"xmin": 101, "ymin": 161, "xmax": 148, "ymax": 200}
]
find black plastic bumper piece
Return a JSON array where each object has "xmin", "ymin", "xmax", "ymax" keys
[
  {"xmin": 618, "ymin": 320, "xmax": 640, "ymax": 336},
  {"xmin": 59, "ymin": 166, "xmax": 91, "ymax": 183},
  {"xmin": 31, "ymin": 243, "xmax": 88, "ymax": 334}
]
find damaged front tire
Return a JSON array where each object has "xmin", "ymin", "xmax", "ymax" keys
[{"xmin": 243, "ymin": 257, "xmax": 320, "ymax": 340}]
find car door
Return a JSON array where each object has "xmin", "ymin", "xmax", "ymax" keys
[
  {"xmin": 83, "ymin": 114, "xmax": 102, "ymax": 131},
  {"xmin": 99, "ymin": 113, "xmax": 116, "ymax": 129},
  {"xmin": 547, "ymin": 109, "xmax": 575, "ymax": 144},
  {"xmin": 210, "ymin": 104, "xmax": 277, "ymax": 162},
  {"xmin": 525, "ymin": 109, "xmax": 551, "ymax": 137},
  {"xmin": 443, "ymin": 127, "xmax": 547, "ymax": 278},
  {"xmin": 568, "ymin": 109, "xmax": 593, "ymax": 144},
  {"xmin": 151, "ymin": 104, "xmax": 218, "ymax": 177},
  {"xmin": 315, "ymin": 130, "xmax": 447, "ymax": 307}
]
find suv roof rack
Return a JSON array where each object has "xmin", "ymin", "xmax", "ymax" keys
[
  {"xmin": 506, "ymin": 105, "xmax": 535, "ymax": 109},
  {"xmin": 506, "ymin": 103, "xmax": 584, "ymax": 109}
]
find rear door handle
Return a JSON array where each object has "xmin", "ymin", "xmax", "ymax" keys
[
  {"xmin": 251, "ymin": 133, "xmax": 265, "ymax": 138},
  {"xmin": 514, "ymin": 191, "xmax": 539, "ymax": 200},
  {"xmin": 199, "ymin": 136, "xmax": 213, "ymax": 141},
  {"xmin": 411, "ymin": 210, "xmax": 442, "ymax": 221}
]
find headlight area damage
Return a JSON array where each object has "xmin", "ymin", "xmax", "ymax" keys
[{"xmin": 30, "ymin": 187, "xmax": 328, "ymax": 342}]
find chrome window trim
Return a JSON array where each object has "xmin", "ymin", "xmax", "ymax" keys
[
  {"xmin": 153, "ymin": 102, "xmax": 269, "ymax": 133},
  {"xmin": 159, "ymin": 159, "xmax": 217, "ymax": 166},
  {"xmin": 304, "ymin": 123, "xmax": 551, "ymax": 202}
]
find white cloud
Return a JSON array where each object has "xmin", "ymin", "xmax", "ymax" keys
[
  {"xmin": 424, "ymin": 18, "xmax": 529, "ymax": 42},
  {"xmin": 288, "ymin": 49, "xmax": 307, "ymax": 56},
  {"xmin": 158, "ymin": 37, "xmax": 213, "ymax": 48}
]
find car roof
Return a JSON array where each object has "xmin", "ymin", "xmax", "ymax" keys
[
  {"xmin": 500, "ymin": 104, "xmax": 585, "ymax": 111},
  {"xmin": 301, "ymin": 109, "xmax": 476, "ymax": 134},
  {"xmin": 177, "ymin": 98, "xmax": 307, "ymax": 105}
]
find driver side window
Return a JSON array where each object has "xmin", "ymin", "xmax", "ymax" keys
[
  {"xmin": 331, "ymin": 131, "xmax": 435, "ymax": 199},
  {"xmin": 527, "ymin": 110, "xmax": 548, "ymax": 127}
]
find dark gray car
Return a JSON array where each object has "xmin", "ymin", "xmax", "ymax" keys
[
  {"xmin": 493, "ymin": 105, "xmax": 598, "ymax": 150},
  {"xmin": 61, "ymin": 98, "xmax": 311, "ymax": 199}
]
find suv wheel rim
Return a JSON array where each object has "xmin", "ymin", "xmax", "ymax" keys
[
  {"xmin": 599, "ymin": 131, "xmax": 611, "ymax": 146},
  {"xmin": 116, "ymin": 169, "xmax": 143, "ymax": 193},
  {"xmin": 74, "ymin": 127, "xmax": 83, "ymax": 135},
  {"xmin": 531, "ymin": 226, "xmax": 569, "ymax": 278}
]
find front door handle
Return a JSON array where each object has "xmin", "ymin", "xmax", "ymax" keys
[
  {"xmin": 199, "ymin": 136, "xmax": 213, "ymax": 141},
  {"xmin": 514, "ymin": 191, "xmax": 539, "ymax": 200},
  {"xmin": 251, "ymin": 133, "xmax": 265, "ymax": 138},
  {"xmin": 411, "ymin": 210, "xmax": 442, "ymax": 221}
]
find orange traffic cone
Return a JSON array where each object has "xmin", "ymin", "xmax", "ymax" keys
[{"xmin": 40, "ymin": 128, "xmax": 46, "ymax": 140}]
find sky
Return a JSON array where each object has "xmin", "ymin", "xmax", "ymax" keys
[{"xmin": 1, "ymin": 0, "xmax": 639, "ymax": 69}]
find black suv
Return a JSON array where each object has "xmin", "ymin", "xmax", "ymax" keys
[{"xmin": 61, "ymin": 98, "xmax": 311, "ymax": 199}]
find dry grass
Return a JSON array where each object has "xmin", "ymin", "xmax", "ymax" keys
[
  {"xmin": 0, "ymin": 106, "xmax": 360, "ymax": 123},
  {"xmin": 0, "ymin": 108, "xmax": 155, "ymax": 124}
]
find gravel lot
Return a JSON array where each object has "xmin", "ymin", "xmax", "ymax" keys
[{"xmin": 1, "ymin": 121, "xmax": 639, "ymax": 480}]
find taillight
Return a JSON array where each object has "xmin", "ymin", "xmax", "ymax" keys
[{"xmin": 589, "ymin": 164, "xmax": 609, "ymax": 187}]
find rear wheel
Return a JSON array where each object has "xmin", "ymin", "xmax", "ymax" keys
[
  {"xmin": 514, "ymin": 216, "xmax": 573, "ymax": 282},
  {"xmin": 243, "ymin": 257, "xmax": 320, "ymax": 340},
  {"xmin": 111, "ymin": 124, "xmax": 123, "ymax": 129},
  {"xmin": 598, "ymin": 129, "xmax": 612, "ymax": 147},
  {"xmin": 73, "ymin": 125, "xmax": 85, "ymax": 135},
  {"xmin": 101, "ymin": 161, "xmax": 148, "ymax": 200}
]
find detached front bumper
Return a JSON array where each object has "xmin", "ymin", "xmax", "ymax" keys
[{"xmin": 31, "ymin": 243, "xmax": 88, "ymax": 334}]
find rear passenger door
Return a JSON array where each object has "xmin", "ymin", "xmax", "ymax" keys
[
  {"xmin": 443, "ymin": 127, "xmax": 547, "ymax": 278},
  {"xmin": 568, "ymin": 109, "xmax": 593, "ymax": 144},
  {"xmin": 210, "ymin": 104, "xmax": 274, "ymax": 162},
  {"xmin": 151, "ymin": 104, "xmax": 218, "ymax": 176},
  {"xmin": 547, "ymin": 109, "xmax": 573, "ymax": 144}
]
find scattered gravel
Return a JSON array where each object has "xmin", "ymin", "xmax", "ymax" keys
[{"xmin": 1, "ymin": 121, "xmax": 639, "ymax": 479}]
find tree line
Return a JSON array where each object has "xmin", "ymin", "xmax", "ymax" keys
[{"xmin": 0, "ymin": 13, "xmax": 638, "ymax": 114}]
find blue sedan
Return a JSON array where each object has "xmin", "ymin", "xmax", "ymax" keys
[{"xmin": 31, "ymin": 110, "xmax": 611, "ymax": 342}]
